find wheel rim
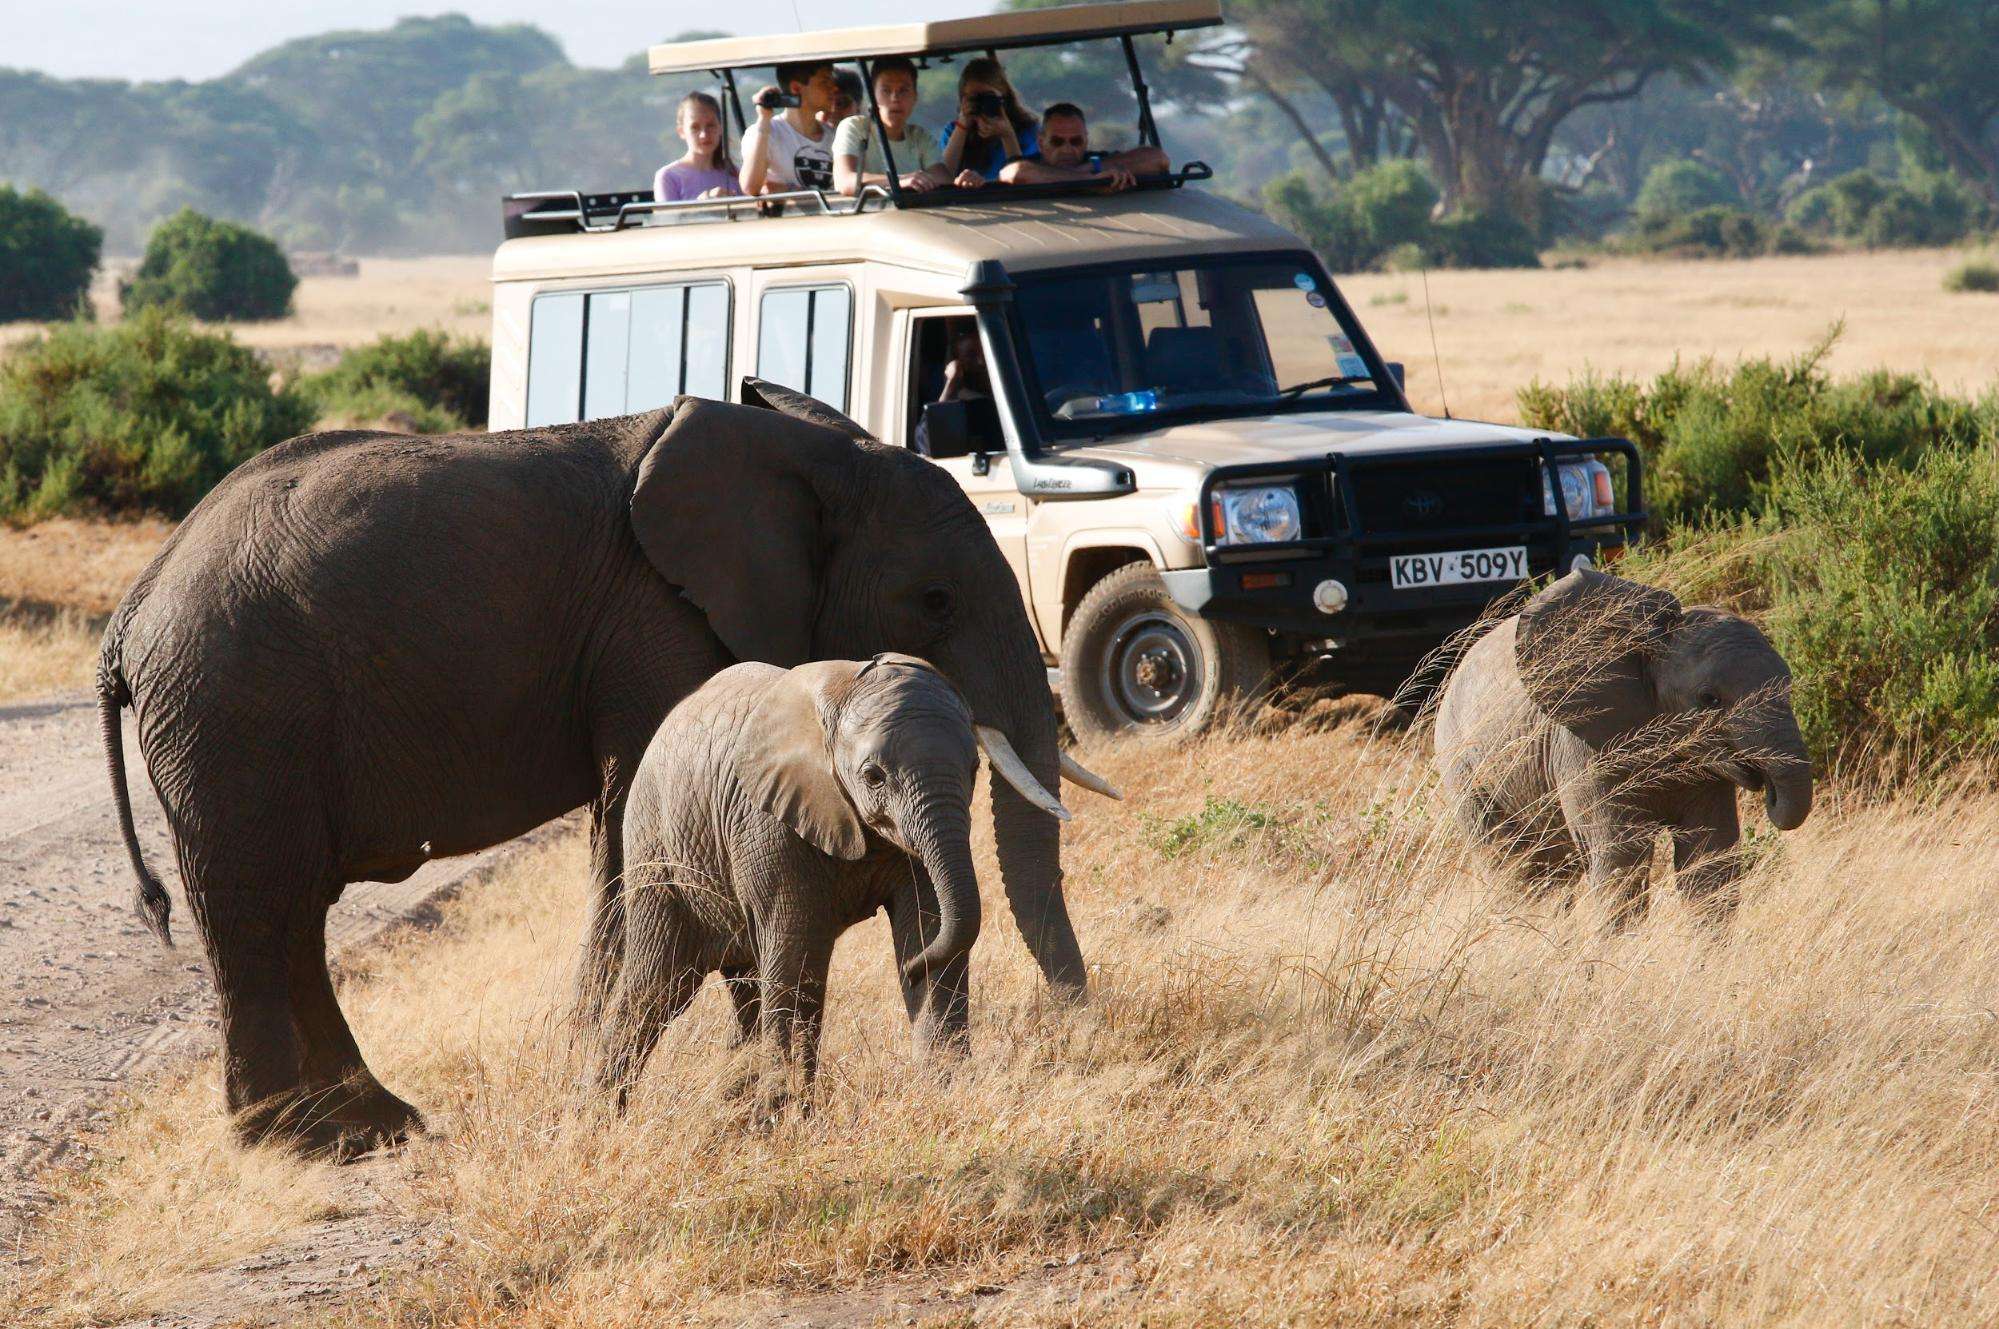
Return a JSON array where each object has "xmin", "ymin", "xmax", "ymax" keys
[{"xmin": 1099, "ymin": 610, "xmax": 1202, "ymax": 726}]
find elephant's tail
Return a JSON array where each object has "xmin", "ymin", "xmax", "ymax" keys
[{"xmin": 98, "ymin": 664, "xmax": 171, "ymax": 950}]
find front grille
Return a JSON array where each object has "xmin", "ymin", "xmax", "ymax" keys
[{"xmin": 1343, "ymin": 457, "xmax": 1541, "ymax": 534}]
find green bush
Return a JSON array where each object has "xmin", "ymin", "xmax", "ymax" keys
[
  {"xmin": 121, "ymin": 208, "xmax": 298, "ymax": 322},
  {"xmin": 0, "ymin": 309, "xmax": 313, "ymax": 521},
  {"xmin": 300, "ymin": 329, "xmax": 490, "ymax": 429},
  {"xmin": 1264, "ymin": 163, "xmax": 1537, "ymax": 272},
  {"xmin": 1785, "ymin": 168, "xmax": 1985, "ymax": 249},
  {"xmin": 1944, "ymin": 259, "xmax": 1999, "ymax": 293},
  {"xmin": 0, "ymin": 187, "xmax": 102, "ymax": 323},
  {"xmin": 1422, "ymin": 208, "xmax": 1542, "ymax": 269},
  {"xmin": 1264, "ymin": 162, "xmax": 1440, "ymax": 274},
  {"xmin": 1634, "ymin": 159, "xmax": 1740, "ymax": 221},
  {"xmin": 1621, "ymin": 205, "xmax": 1810, "ymax": 259},
  {"xmin": 1760, "ymin": 446, "xmax": 1999, "ymax": 769},
  {"xmin": 1517, "ymin": 330, "xmax": 1999, "ymax": 527}
]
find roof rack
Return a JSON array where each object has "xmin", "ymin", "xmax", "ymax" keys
[
  {"xmin": 502, "ymin": 184, "xmax": 892, "ymax": 240},
  {"xmin": 500, "ymin": 165, "xmax": 1214, "ymax": 238},
  {"xmin": 645, "ymin": 0, "xmax": 1223, "ymax": 75}
]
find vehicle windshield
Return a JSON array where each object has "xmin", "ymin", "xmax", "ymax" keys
[{"xmin": 1012, "ymin": 254, "xmax": 1387, "ymax": 436}]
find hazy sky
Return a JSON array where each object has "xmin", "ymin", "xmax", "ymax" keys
[{"xmin": 1, "ymin": 0, "xmax": 992, "ymax": 82}]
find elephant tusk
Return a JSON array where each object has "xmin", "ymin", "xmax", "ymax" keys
[
  {"xmin": 975, "ymin": 725, "xmax": 1072, "ymax": 822},
  {"xmin": 1059, "ymin": 751, "xmax": 1123, "ymax": 800}
]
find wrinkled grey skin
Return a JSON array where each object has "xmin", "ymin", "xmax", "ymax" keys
[
  {"xmin": 99, "ymin": 380, "xmax": 1083, "ymax": 1155},
  {"xmin": 596, "ymin": 655, "xmax": 981, "ymax": 1109},
  {"xmin": 1434, "ymin": 568, "xmax": 1812, "ymax": 923}
]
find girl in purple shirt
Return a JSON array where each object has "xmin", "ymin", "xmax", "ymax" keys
[{"xmin": 654, "ymin": 92, "xmax": 744, "ymax": 204}]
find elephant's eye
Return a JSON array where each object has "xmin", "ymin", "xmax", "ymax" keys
[
  {"xmin": 860, "ymin": 763, "xmax": 888, "ymax": 789},
  {"xmin": 1699, "ymin": 692, "xmax": 1723, "ymax": 710},
  {"xmin": 920, "ymin": 583, "xmax": 956, "ymax": 622}
]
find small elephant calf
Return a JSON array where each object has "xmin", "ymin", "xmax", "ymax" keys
[
  {"xmin": 590, "ymin": 654, "xmax": 1073, "ymax": 1107},
  {"xmin": 1434, "ymin": 568, "xmax": 1813, "ymax": 923}
]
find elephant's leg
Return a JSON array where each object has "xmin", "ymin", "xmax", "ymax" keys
[
  {"xmin": 1581, "ymin": 826, "xmax": 1657, "ymax": 929},
  {"xmin": 1671, "ymin": 783, "xmax": 1745, "ymax": 926},
  {"xmin": 287, "ymin": 896, "xmax": 424, "ymax": 1148},
  {"xmin": 886, "ymin": 868, "xmax": 971, "ymax": 1056},
  {"xmin": 754, "ymin": 929, "xmax": 834, "ymax": 1117},
  {"xmin": 721, "ymin": 964, "xmax": 761, "ymax": 1046},
  {"xmin": 196, "ymin": 884, "xmax": 307, "ymax": 1148},
  {"xmin": 594, "ymin": 905, "xmax": 707, "ymax": 1109},
  {"xmin": 573, "ymin": 789, "xmax": 630, "ymax": 1028}
]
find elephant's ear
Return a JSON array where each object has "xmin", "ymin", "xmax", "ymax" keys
[
  {"xmin": 740, "ymin": 376, "xmax": 876, "ymax": 443},
  {"xmin": 1515, "ymin": 568, "xmax": 1682, "ymax": 749},
  {"xmin": 739, "ymin": 661, "xmax": 869, "ymax": 861},
  {"xmin": 630, "ymin": 397, "xmax": 858, "ymax": 667}
]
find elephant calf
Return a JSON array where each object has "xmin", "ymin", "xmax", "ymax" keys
[
  {"xmin": 1434, "ymin": 568, "xmax": 1812, "ymax": 923},
  {"xmin": 593, "ymin": 654, "xmax": 1071, "ymax": 1108}
]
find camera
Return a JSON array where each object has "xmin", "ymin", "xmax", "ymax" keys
[
  {"xmin": 755, "ymin": 86, "xmax": 801, "ymax": 110},
  {"xmin": 968, "ymin": 91, "xmax": 1004, "ymax": 119}
]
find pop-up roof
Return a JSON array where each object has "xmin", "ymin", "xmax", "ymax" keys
[{"xmin": 646, "ymin": 0, "xmax": 1223, "ymax": 76}]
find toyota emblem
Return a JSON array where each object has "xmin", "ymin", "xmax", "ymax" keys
[{"xmin": 1403, "ymin": 490, "xmax": 1443, "ymax": 521}]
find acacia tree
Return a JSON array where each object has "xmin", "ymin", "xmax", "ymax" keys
[
  {"xmin": 1218, "ymin": 0, "xmax": 1789, "ymax": 213},
  {"xmin": 1794, "ymin": 0, "xmax": 1999, "ymax": 205}
]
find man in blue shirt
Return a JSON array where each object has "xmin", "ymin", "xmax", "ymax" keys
[{"xmin": 1000, "ymin": 102, "xmax": 1168, "ymax": 191}]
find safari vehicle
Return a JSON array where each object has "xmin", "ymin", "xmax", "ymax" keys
[{"xmin": 487, "ymin": 0, "xmax": 1647, "ymax": 740}]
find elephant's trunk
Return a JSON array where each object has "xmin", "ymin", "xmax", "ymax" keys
[
  {"xmin": 903, "ymin": 800, "xmax": 983, "ymax": 983},
  {"xmin": 1763, "ymin": 759, "xmax": 1813, "ymax": 831},
  {"xmin": 1739, "ymin": 698, "xmax": 1813, "ymax": 832},
  {"xmin": 957, "ymin": 631, "xmax": 1087, "ymax": 998},
  {"xmin": 987, "ymin": 716, "xmax": 1087, "ymax": 996}
]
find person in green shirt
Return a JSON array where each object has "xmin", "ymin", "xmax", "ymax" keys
[{"xmin": 833, "ymin": 56, "xmax": 983, "ymax": 197}]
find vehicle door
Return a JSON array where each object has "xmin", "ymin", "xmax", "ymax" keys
[{"xmin": 893, "ymin": 306, "xmax": 1037, "ymax": 638}]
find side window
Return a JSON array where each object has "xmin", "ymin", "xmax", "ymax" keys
[
  {"xmin": 757, "ymin": 284, "xmax": 852, "ymax": 412},
  {"xmin": 525, "ymin": 280, "xmax": 731, "ymax": 426},
  {"xmin": 525, "ymin": 293, "xmax": 584, "ymax": 427}
]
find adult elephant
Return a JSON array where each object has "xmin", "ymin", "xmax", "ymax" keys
[{"xmin": 100, "ymin": 381, "xmax": 1101, "ymax": 1153}]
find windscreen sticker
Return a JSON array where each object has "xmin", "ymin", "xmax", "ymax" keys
[
  {"xmin": 1337, "ymin": 353, "xmax": 1370, "ymax": 378},
  {"xmin": 1293, "ymin": 271, "xmax": 1316, "ymax": 291},
  {"xmin": 1305, "ymin": 290, "xmax": 1327, "ymax": 308},
  {"xmin": 1327, "ymin": 334, "xmax": 1354, "ymax": 354}
]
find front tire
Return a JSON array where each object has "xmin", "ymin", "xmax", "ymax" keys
[{"xmin": 1059, "ymin": 563, "xmax": 1271, "ymax": 742}]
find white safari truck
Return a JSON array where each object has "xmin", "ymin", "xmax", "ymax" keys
[{"xmin": 487, "ymin": 0, "xmax": 1646, "ymax": 740}]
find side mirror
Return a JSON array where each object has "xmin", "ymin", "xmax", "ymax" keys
[
  {"xmin": 1386, "ymin": 361, "xmax": 1406, "ymax": 389},
  {"xmin": 918, "ymin": 401, "xmax": 974, "ymax": 460}
]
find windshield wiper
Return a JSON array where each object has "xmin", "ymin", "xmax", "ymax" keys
[{"xmin": 1277, "ymin": 374, "xmax": 1364, "ymax": 399}]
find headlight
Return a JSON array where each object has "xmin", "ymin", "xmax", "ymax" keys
[
  {"xmin": 1213, "ymin": 484, "xmax": 1303, "ymax": 545},
  {"xmin": 1542, "ymin": 459, "xmax": 1614, "ymax": 520}
]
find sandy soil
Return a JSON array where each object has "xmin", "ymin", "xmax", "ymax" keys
[{"xmin": 0, "ymin": 693, "xmax": 547, "ymax": 1257}]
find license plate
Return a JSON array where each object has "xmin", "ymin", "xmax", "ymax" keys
[{"xmin": 1390, "ymin": 545, "xmax": 1528, "ymax": 590}]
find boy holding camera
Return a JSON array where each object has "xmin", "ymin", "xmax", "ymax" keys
[{"xmin": 741, "ymin": 61, "xmax": 839, "ymax": 195}]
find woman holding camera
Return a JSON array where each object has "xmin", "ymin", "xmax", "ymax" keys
[{"xmin": 939, "ymin": 58, "xmax": 1039, "ymax": 184}]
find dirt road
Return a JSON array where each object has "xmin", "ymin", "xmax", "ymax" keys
[{"xmin": 0, "ymin": 693, "xmax": 532, "ymax": 1245}]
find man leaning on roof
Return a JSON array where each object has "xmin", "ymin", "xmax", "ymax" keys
[{"xmin": 1000, "ymin": 102, "xmax": 1167, "ymax": 192}]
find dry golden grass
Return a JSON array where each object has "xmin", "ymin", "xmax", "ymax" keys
[
  {"xmin": 0, "ymin": 517, "xmax": 171, "ymax": 617},
  {"xmin": 1342, "ymin": 245, "xmax": 1999, "ymax": 420},
  {"xmin": 13, "ymin": 703, "xmax": 1999, "ymax": 1326},
  {"xmin": 0, "ymin": 605, "xmax": 103, "ymax": 705},
  {"xmin": 0, "ymin": 518, "xmax": 170, "ymax": 702}
]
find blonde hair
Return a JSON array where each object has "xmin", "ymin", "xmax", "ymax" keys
[{"xmin": 676, "ymin": 91, "xmax": 736, "ymax": 175}]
